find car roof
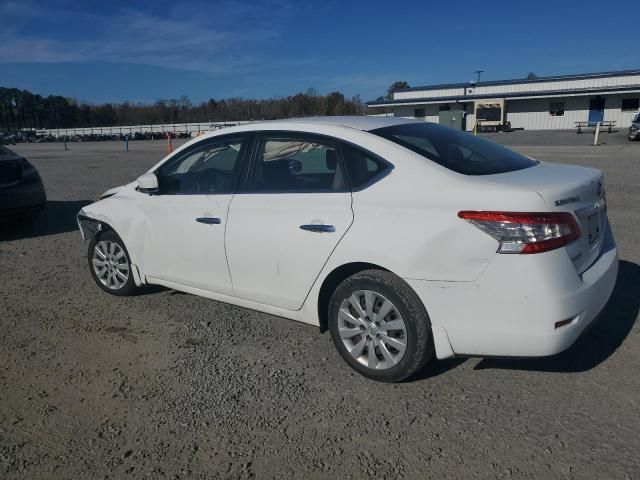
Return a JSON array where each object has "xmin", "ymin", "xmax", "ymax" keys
[{"xmin": 254, "ymin": 115, "xmax": 421, "ymax": 131}]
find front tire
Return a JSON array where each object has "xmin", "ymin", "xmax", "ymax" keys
[
  {"xmin": 328, "ymin": 269, "xmax": 433, "ymax": 382},
  {"xmin": 88, "ymin": 230, "xmax": 138, "ymax": 296}
]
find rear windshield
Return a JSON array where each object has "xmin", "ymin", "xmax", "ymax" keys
[{"xmin": 371, "ymin": 123, "xmax": 537, "ymax": 175}]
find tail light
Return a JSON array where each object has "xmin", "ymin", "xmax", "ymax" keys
[{"xmin": 458, "ymin": 211, "xmax": 581, "ymax": 254}]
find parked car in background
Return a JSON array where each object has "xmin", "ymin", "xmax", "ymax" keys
[
  {"xmin": 628, "ymin": 112, "xmax": 640, "ymax": 141},
  {"xmin": 78, "ymin": 117, "xmax": 617, "ymax": 382},
  {"xmin": 1, "ymin": 134, "xmax": 17, "ymax": 145},
  {"xmin": 0, "ymin": 146, "xmax": 47, "ymax": 224}
]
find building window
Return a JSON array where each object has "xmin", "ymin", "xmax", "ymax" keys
[
  {"xmin": 621, "ymin": 98, "xmax": 640, "ymax": 112},
  {"xmin": 414, "ymin": 108, "xmax": 425, "ymax": 118},
  {"xmin": 439, "ymin": 105, "xmax": 451, "ymax": 111},
  {"xmin": 549, "ymin": 102, "xmax": 565, "ymax": 117}
]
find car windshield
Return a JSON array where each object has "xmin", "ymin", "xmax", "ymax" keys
[{"xmin": 371, "ymin": 123, "xmax": 538, "ymax": 175}]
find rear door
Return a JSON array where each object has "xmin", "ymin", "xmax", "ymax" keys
[
  {"xmin": 588, "ymin": 98, "xmax": 605, "ymax": 124},
  {"xmin": 225, "ymin": 132, "xmax": 353, "ymax": 310}
]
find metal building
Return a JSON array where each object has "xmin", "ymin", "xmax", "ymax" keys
[{"xmin": 367, "ymin": 69, "xmax": 640, "ymax": 131}]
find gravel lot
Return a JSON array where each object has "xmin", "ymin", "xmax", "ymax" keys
[{"xmin": 1, "ymin": 132, "xmax": 639, "ymax": 479}]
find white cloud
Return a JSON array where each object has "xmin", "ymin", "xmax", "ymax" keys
[{"xmin": 0, "ymin": 0, "xmax": 293, "ymax": 75}]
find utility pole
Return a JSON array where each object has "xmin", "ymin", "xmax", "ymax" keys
[{"xmin": 474, "ymin": 70, "xmax": 484, "ymax": 83}]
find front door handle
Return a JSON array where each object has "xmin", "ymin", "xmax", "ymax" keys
[
  {"xmin": 196, "ymin": 217, "xmax": 221, "ymax": 225},
  {"xmin": 300, "ymin": 224, "xmax": 335, "ymax": 233}
]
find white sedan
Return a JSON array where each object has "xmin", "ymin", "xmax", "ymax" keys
[{"xmin": 78, "ymin": 117, "xmax": 618, "ymax": 382}]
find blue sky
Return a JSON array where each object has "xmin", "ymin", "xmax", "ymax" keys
[{"xmin": 0, "ymin": 0, "xmax": 637, "ymax": 104}]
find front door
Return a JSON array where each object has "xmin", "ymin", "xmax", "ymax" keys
[
  {"xmin": 225, "ymin": 133, "xmax": 354, "ymax": 310},
  {"xmin": 136, "ymin": 134, "xmax": 247, "ymax": 294},
  {"xmin": 588, "ymin": 97, "xmax": 605, "ymax": 125}
]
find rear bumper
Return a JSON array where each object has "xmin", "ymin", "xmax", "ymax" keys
[{"xmin": 406, "ymin": 222, "xmax": 618, "ymax": 359}]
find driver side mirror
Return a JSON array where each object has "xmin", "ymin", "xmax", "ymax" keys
[{"xmin": 136, "ymin": 173, "xmax": 159, "ymax": 194}]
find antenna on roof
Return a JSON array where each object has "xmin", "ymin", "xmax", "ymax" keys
[{"xmin": 474, "ymin": 70, "xmax": 484, "ymax": 83}]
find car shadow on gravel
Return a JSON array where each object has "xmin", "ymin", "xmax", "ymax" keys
[
  {"xmin": 408, "ymin": 357, "xmax": 468, "ymax": 381},
  {"xmin": 0, "ymin": 200, "xmax": 91, "ymax": 241},
  {"xmin": 473, "ymin": 260, "xmax": 640, "ymax": 373}
]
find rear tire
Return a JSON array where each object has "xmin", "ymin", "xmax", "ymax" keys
[
  {"xmin": 328, "ymin": 269, "xmax": 433, "ymax": 382},
  {"xmin": 88, "ymin": 230, "xmax": 138, "ymax": 296}
]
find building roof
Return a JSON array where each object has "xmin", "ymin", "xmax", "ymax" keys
[
  {"xmin": 392, "ymin": 68, "xmax": 640, "ymax": 94},
  {"xmin": 367, "ymin": 84, "xmax": 640, "ymax": 107}
]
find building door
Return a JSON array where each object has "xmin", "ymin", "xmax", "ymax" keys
[
  {"xmin": 439, "ymin": 110, "xmax": 464, "ymax": 130},
  {"xmin": 588, "ymin": 98, "xmax": 605, "ymax": 125}
]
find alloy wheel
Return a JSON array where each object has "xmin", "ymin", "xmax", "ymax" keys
[
  {"xmin": 337, "ymin": 290, "xmax": 407, "ymax": 370},
  {"xmin": 92, "ymin": 240, "xmax": 130, "ymax": 290}
]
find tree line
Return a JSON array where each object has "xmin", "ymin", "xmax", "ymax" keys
[{"xmin": 0, "ymin": 87, "xmax": 366, "ymax": 132}]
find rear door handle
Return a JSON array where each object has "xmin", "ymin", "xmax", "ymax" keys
[
  {"xmin": 300, "ymin": 224, "xmax": 335, "ymax": 233},
  {"xmin": 196, "ymin": 217, "xmax": 221, "ymax": 225}
]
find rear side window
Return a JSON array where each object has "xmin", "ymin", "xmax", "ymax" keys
[
  {"xmin": 247, "ymin": 136, "xmax": 347, "ymax": 192},
  {"xmin": 340, "ymin": 142, "xmax": 388, "ymax": 189},
  {"xmin": 371, "ymin": 123, "xmax": 537, "ymax": 175}
]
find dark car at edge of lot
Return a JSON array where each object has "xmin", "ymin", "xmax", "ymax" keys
[
  {"xmin": 629, "ymin": 112, "xmax": 640, "ymax": 141},
  {"xmin": 0, "ymin": 145, "xmax": 47, "ymax": 225}
]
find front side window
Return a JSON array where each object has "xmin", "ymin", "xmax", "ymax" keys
[
  {"xmin": 371, "ymin": 122, "xmax": 537, "ymax": 176},
  {"xmin": 247, "ymin": 136, "xmax": 346, "ymax": 192},
  {"xmin": 156, "ymin": 137, "xmax": 244, "ymax": 194},
  {"xmin": 550, "ymin": 102, "xmax": 565, "ymax": 117}
]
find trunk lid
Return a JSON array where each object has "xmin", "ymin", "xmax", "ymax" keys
[{"xmin": 479, "ymin": 162, "xmax": 606, "ymax": 273}]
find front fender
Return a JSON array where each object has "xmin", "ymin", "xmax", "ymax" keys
[
  {"xmin": 77, "ymin": 192, "xmax": 148, "ymax": 276},
  {"xmin": 77, "ymin": 205, "xmax": 145, "ymax": 287}
]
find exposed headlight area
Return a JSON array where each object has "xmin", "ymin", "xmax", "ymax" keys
[{"xmin": 458, "ymin": 211, "xmax": 581, "ymax": 254}]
